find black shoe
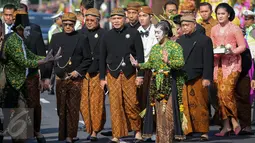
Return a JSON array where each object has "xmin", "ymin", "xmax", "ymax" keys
[
  {"xmin": 86, "ymin": 135, "xmax": 91, "ymax": 140},
  {"xmin": 90, "ymin": 136, "xmax": 98, "ymax": 142},
  {"xmin": 143, "ymin": 138, "xmax": 152, "ymax": 142},
  {"xmin": 48, "ymin": 90, "xmax": 55, "ymax": 95},
  {"xmin": 101, "ymin": 131, "xmax": 113, "ymax": 136},
  {"xmin": 133, "ymin": 139, "xmax": 143, "ymax": 143},
  {"xmin": 239, "ymin": 131, "xmax": 254, "ymax": 135},
  {"xmin": 36, "ymin": 136, "xmax": 46, "ymax": 143},
  {"xmin": 108, "ymin": 141, "xmax": 118, "ymax": 143},
  {"xmin": 73, "ymin": 137, "xmax": 79, "ymax": 142},
  {"xmin": 200, "ymin": 135, "xmax": 209, "ymax": 142}
]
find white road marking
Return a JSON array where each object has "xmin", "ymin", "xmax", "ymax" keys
[
  {"xmin": 40, "ymin": 98, "xmax": 50, "ymax": 103},
  {"xmin": 79, "ymin": 121, "xmax": 85, "ymax": 125}
]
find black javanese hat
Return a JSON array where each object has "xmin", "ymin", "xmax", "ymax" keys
[{"xmin": 11, "ymin": 14, "xmax": 30, "ymax": 30}]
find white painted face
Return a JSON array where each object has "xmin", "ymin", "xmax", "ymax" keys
[
  {"xmin": 155, "ymin": 26, "xmax": 164, "ymax": 42},
  {"xmin": 23, "ymin": 26, "xmax": 31, "ymax": 39}
]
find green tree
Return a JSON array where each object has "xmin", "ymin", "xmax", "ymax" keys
[
  {"xmin": 0, "ymin": 0, "xmax": 20, "ymax": 8},
  {"xmin": 120, "ymin": 0, "xmax": 147, "ymax": 7}
]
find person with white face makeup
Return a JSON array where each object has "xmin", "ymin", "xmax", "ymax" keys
[
  {"xmin": 12, "ymin": 10, "xmax": 51, "ymax": 143},
  {"xmin": 1, "ymin": 13, "xmax": 61, "ymax": 143},
  {"xmin": 136, "ymin": 6, "xmax": 157, "ymax": 141},
  {"xmin": 130, "ymin": 20, "xmax": 185, "ymax": 143},
  {"xmin": 176, "ymin": 14, "xmax": 213, "ymax": 141}
]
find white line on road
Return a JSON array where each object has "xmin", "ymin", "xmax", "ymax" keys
[
  {"xmin": 79, "ymin": 121, "xmax": 85, "ymax": 125},
  {"xmin": 40, "ymin": 98, "xmax": 50, "ymax": 103}
]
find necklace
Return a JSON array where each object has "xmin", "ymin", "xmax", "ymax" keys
[{"xmin": 57, "ymin": 57, "xmax": 72, "ymax": 69}]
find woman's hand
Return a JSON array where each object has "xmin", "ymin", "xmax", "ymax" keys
[
  {"xmin": 225, "ymin": 48, "xmax": 233, "ymax": 55},
  {"xmin": 162, "ymin": 49, "xmax": 169, "ymax": 64}
]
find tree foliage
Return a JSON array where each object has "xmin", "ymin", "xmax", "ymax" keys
[
  {"xmin": 120, "ymin": 0, "xmax": 147, "ymax": 7},
  {"xmin": 0, "ymin": 0, "xmax": 20, "ymax": 8}
]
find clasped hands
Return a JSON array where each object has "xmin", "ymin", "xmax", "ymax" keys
[{"xmin": 39, "ymin": 78, "xmax": 51, "ymax": 92}]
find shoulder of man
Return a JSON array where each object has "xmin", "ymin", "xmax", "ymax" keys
[
  {"xmin": 49, "ymin": 24, "xmax": 57, "ymax": 31},
  {"xmin": 50, "ymin": 32, "xmax": 63, "ymax": 42},
  {"xmin": 99, "ymin": 28, "xmax": 106, "ymax": 34}
]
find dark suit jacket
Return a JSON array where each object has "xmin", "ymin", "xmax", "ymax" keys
[
  {"xmin": 100, "ymin": 25, "xmax": 144, "ymax": 79},
  {"xmin": 48, "ymin": 31, "xmax": 92, "ymax": 78},
  {"xmin": 30, "ymin": 23, "xmax": 42, "ymax": 35},
  {"xmin": 24, "ymin": 30, "xmax": 50, "ymax": 79},
  {"xmin": 177, "ymin": 30, "xmax": 214, "ymax": 81},
  {"xmin": 196, "ymin": 23, "xmax": 206, "ymax": 35},
  {"xmin": 79, "ymin": 27, "xmax": 105, "ymax": 74},
  {"xmin": 240, "ymin": 48, "xmax": 252, "ymax": 79}
]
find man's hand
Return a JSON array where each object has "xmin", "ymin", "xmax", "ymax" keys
[
  {"xmin": 69, "ymin": 71, "xmax": 80, "ymax": 78},
  {"xmin": 100, "ymin": 80, "xmax": 107, "ymax": 89},
  {"xmin": 202, "ymin": 79, "xmax": 210, "ymax": 87},
  {"xmin": 38, "ymin": 47, "xmax": 62, "ymax": 65},
  {"xmin": 130, "ymin": 54, "xmax": 139, "ymax": 67},
  {"xmin": 136, "ymin": 77, "xmax": 144, "ymax": 88},
  {"xmin": 251, "ymin": 80, "xmax": 255, "ymax": 90},
  {"xmin": 43, "ymin": 79, "xmax": 51, "ymax": 90}
]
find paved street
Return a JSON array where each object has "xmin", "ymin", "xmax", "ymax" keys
[{"xmin": 2, "ymin": 92, "xmax": 255, "ymax": 143}]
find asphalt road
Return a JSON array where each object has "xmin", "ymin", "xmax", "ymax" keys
[{"xmin": 2, "ymin": 92, "xmax": 255, "ymax": 143}]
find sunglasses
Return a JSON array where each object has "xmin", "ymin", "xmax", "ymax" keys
[{"xmin": 63, "ymin": 23, "xmax": 74, "ymax": 27}]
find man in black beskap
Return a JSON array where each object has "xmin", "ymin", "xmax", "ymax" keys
[
  {"xmin": 99, "ymin": 7, "xmax": 144, "ymax": 143},
  {"xmin": 48, "ymin": 12, "xmax": 92, "ymax": 143},
  {"xmin": 176, "ymin": 14, "xmax": 213, "ymax": 141},
  {"xmin": 79, "ymin": 8, "xmax": 106, "ymax": 142}
]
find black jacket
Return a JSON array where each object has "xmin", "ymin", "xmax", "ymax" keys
[
  {"xmin": 48, "ymin": 31, "xmax": 92, "ymax": 78},
  {"xmin": 196, "ymin": 23, "xmax": 206, "ymax": 35},
  {"xmin": 177, "ymin": 30, "xmax": 214, "ymax": 82},
  {"xmin": 240, "ymin": 48, "xmax": 252, "ymax": 79},
  {"xmin": 100, "ymin": 25, "xmax": 144, "ymax": 79},
  {"xmin": 30, "ymin": 23, "xmax": 42, "ymax": 35},
  {"xmin": 79, "ymin": 27, "xmax": 105, "ymax": 74},
  {"xmin": 24, "ymin": 30, "xmax": 50, "ymax": 78}
]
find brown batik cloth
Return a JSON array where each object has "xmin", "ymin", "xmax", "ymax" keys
[
  {"xmin": 182, "ymin": 77, "xmax": 209, "ymax": 135},
  {"xmin": 235, "ymin": 76, "xmax": 251, "ymax": 128},
  {"xmin": 80, "ymin": 73, "xmax": 106, "ymax": 134},
  {"xmin": 25, "ymin": 74, "xmax": 42, "ymax": 133},
  {"xmin": 156, "ymin": 96, "xmax": 174, "ymax": 143},
  {"xmin": 56, "ymin": 77, "xmax": 82, "ymax": 141},
  {"xmin": 107, "ymin": 73, "xmax": 141, "ymax": 138},
  {"xmin": 215, "ymin": 68, "xmax": 239, "ymax": 120}
]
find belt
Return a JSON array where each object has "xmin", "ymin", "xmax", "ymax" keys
[
  {"xmin": 152, "ymin": 70, "xmax": 169, "ymax": 76},
  {"xmin": 56, "ymin": 75, "xmax": 82, "ymax": 81},
  {"xmin": 107, "ymin": 70, "xmax": 124, "ymax": 74}
]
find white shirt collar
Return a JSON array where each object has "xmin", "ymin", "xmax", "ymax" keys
[{"xmin": 138, "ymin": 24, "xmax": 151, "ymax": 32}]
